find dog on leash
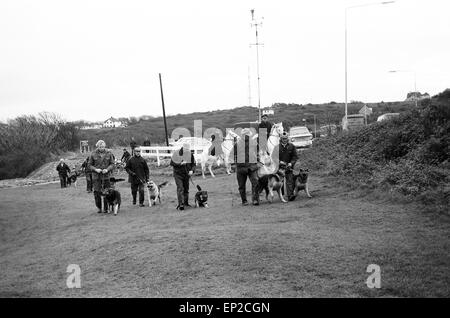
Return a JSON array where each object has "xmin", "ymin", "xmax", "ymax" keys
[
  {"xmin": 292, "ymin": 168, "xmax": 312, "ymax": 199},
  {"xmin": 194, "ymin": 185, "xmax": 209, "ymax": 208},
  {"xmin": 67, "ymin": 171, "xmax": 80, "ymax": 188},
  {"xmin": 257, "ymin": 164, "xmax": 288, "ymax": 203},
  {"xmin": 101, "ymin": 177, "xmax": 125, "ymax": 215},
  {"xmin": 146, "ymin": 180, "xmax": 168, "ymax": 206}
]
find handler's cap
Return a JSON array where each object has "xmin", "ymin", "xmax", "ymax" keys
[{"xmin": 261, "ymin": 114, "xmax": 268, "ymax": 118}]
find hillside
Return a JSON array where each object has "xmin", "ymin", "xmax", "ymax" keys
[
  {"xmin": 301, "ymin": 89, "xmax": 450, "ymax": 213},
  {"xmin": 79, "ymin": 101, "xmax": 414, "ymax": 147}
]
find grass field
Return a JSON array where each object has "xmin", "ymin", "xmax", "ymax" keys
[{"xmin": 0, "ymin": 168, "xmax": 449, "ymax": 297}]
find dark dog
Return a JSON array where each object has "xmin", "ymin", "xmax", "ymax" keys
[
  {"xmin": 101, "ymin": 177, "xmax": 125, "ymax": 215},
  {"xmin": 257, "ymin": 164, "xmax": 288, "ymax": 203},
  {"xmin": 146, "ymin": 180, "xmax": 168, "ymax": 206},
  {"xmin": 293, "ymin": 168, "xmax": 312, "ymax": 199},
  {"xmin": 67, "ymin": 171, "xmax": 80, "ymax": 188},
  {"xmin": 194, "ymin": 185, "xmax": 209, "ymax": 208}
]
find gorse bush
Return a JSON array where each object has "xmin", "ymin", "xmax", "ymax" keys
[
  {"xmin": 301, "ymin": 90, "xmax": 450, "ymax": 208},
  {"xmin": 0, "ymin": 112, "xmax": 80, "ymax": 179}
]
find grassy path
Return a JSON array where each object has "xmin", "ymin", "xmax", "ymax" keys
[{"xmin": 0, "ymin": 172, "xmax": 449, "ymax": 297}]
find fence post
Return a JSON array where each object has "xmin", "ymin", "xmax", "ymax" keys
[{"xmin": 156, "ymin": 149, "xmax": 160, "ymax": 166}]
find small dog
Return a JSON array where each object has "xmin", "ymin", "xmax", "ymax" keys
[
  {"xmin": 293, "ymin": 168, "xmax": 312, "ymax": 199},
  {"xmin": 101, "ymin": 177, "xmax": 125, "ymax": 215},
  {"xmin": 146, "ymin": 180, "xmax": 168, "ymax": 206},
  {"xmin": 194, "ymin": 185, "xmax": 209, "ymax": 208},
  {"xmin": 257, "ymin": 164, "xmax": 288, "ymax": 203}
]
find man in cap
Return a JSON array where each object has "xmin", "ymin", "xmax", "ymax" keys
[
  {"xmin": 271, "ymin": 131, "xmax": 298, "ymax": 201},
  {"xmin": 88, "ymin": 140, "xmax": 115, "ymax": 213},
  {"xmin": 56, "ymin": 158, "xmax": 71, "ymax": 188},
  {"xmin": 235, "ymin": 128, "xmax": 260, "ymax": 206},
  {"xmin": 125, "ymin": 147, "xmax": 150, "ymax": 207},
  {"xmin": 170, "ymin": 142, "xmax": 196, "ymax": 210}
]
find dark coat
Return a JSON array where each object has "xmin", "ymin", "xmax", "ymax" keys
[
  {"xmin": 121, "ymin": 150, "xmax": 131, "ymax": 162},
  {"xmin": 88, "ymin": 149, "xmax": 115, "ymax": 180},
  {"xmin": 56, "ymin": 163, "xmax": 70, "ymax": 176},
  {"xmin": 272, "ymin": 142, "xmax": 298, "ymax": 166},
  {"xmin": 235, "ymin": 136, "xmax": 259, "ymax": 167},
  {"xmin": 125, "ymin": 156, "xmax": 150, "ymax": 184},
  {"xmin": 170, "ymin": 148, "xmax": 196, "ymax": 176},
  {"xmin": 258, "ymin": 121, "xmax": 273, "ymax": 139}
]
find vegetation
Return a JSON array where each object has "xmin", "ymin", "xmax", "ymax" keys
[
  {"xmin": 0, "ymin": 112, "xmax": 79, "ymax": 180},
  {"xmin": 301, "ymin": 89, "xmax": 450, "ymax": 213}
]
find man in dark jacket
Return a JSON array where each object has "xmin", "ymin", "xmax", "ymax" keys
[
  {"xmin": 88, "ymin": 140, "xmax": 115, "ymax": 213},
  {"xmin": 170, "ymin": 143, "xmax": 196, "ymax": 211},
  {"xmin": 56, "ymin": 159, "xmax": 71, "ymax": 188},
  {"xmin": 271, "ymin": 132, "xmax": 298, "ymax": 201},
  {"xmin": 125, "ymin": 147, "xmax": 150, "ymax": 207},
  {"xmin": 121, "ymin": 148, "xmax": 131, "ymax": 163},
  {"xmin": 235, "ymin": 129, "xmax": 260, "ymax": 206},
  {"xmin": 81, "ymin": 156, "xmax": 93, "ymax": 193}
]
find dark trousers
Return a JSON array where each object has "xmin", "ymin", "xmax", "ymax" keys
[
  {"xmin": 86, "ymin": 173, "xmax": 93, "ymax": 192},
  {"xmin": 285, "ymin": 171, "xmax": 294, "ymax": 199},
  {"xmin": 236, "ymin": 165, "xmax": 259, "ymax": 203},
  {"xmin": 131, "ymin": 183, "xmax": 145, "ymax": 204},
  {"xmin": 174, "ymin": 173, "xmax": 190, "ymax": 206},
  {"xmin": 59, "ymin": 174, "xmax": 67, "ymax": 188},
  {"xmin": 93, "ymin": 175, "xmax": 110, "ymax": 211}
]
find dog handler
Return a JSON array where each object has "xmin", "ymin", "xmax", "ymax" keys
[
  {"xmin": 125, "ymin": 147, "xmax": 149, "ymax": 207},
  {"xmin": 271, "ymin": 132, "xmax": 298, "ymax": 201},
  {"xmin": 170, "ymin": 142, "xmax": 196, "ymax": 211},
  {"xmin": 88, "ymin": 140, "xmax": 115, "ymax": 213},
  {"xmin": 56, "ymin": 158, "xmax": 71, "ymax": 188}
]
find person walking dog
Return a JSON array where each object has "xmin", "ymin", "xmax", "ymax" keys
[
  {"xmin": 170, "ymin": 143, "xmax": 196, "ymax": 211},
  {"xmin": 271, "ymin": 132, "xmax": 298, "ymax": 201},
  {"xmin": 56, "ymin": 158, "xmax": 70, "ymax": 188},
  {"xmin": 88, "ymin": 140, "xmax": 115, "ymax": 213},
  {"xmin": 125, "ymin": 147, "xmax": 150, "ymax": 207},
  {"xmin": 81, "ymin": 156, "xmax": 93, "ymax": 193}
]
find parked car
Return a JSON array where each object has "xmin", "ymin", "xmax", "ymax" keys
[
  {"xmin": 289, "ymin": 126, "xmax": 313, "ymax": 148},
  {"xmin": 377, "ymin": 113, "xmax": 400, "ymax": 122}
]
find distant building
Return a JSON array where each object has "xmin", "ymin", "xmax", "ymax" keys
[
  {"xmin": 342, "ymin": 114, "xmax": 365, "ymax": 131},
  {"xmin": 358, "ymin": 105, "xmax": 373, "ymax": 116},
  {"xmin": 103, "ymin": 117, "xmax": 123, "ymax": 128},
  {"xmin": 80, "ymin": 124, "xmax": 102, "ymax": 130},
  {"xmin": 406, "ymin": 92, "xmax": 431, "ymax": 102}
]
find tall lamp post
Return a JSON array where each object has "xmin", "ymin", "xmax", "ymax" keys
[
  {"xmin": 250, "ymin": 9, "xmax": 264, "ymax": 122},
  {"xmin": 345, "ymin": 1, "xmax": 395, "ymax": 126},
  {"xmin": 389, "ymin": 70, "xmax": 418, "ymax": 107}
]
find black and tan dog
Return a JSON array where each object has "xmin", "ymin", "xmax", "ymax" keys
[
  {"xmin": 146, "ymin": 180, "xmax": 168, "ymax": 207},
  {"xmin": 101, "ymin": 177, "xmax": 125, "ymax": 215},
  {"xmin": 257, "ymin": 164, "xmax": 288, "ymax": 203},
  {"xmin": 292, "ymin": 168, "xmax": 312, "ymax": 199},
  {"xmin": 67, "ymin": 171, "xmax": 80, "ymax": 188},
  {"xmin": 194, "ymin": 185, "xmax": 209, "ymax": 208}
]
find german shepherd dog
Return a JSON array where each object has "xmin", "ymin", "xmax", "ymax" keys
[
  {"xmin": 67, "ymin": 171, "xmax": 80, "ymax": 188},
  {"xmin": 293, "ymin": 168, "xmax": 312, "ymax": 199},
  {"xmin": 257, "ymin": 164, "xmax": 288, "ymax": 203},
  {"xmin": 194, "ymin": 185, "xmax": 209, "ymax": 208},
  {"xmin": 146, "ymin": 180, "xmax": 168, "ymax": 206},
  {"xmin": 101, "ymin": 177, "xmax": 125, "ymax": 215}
]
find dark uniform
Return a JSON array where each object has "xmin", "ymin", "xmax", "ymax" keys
[
  {"xmin": 88, "ymin": 148, "xmax": 115, "ymax": 212},
  {"xmin": 125, "ymin": 155, "xmax": 150, "ymax": 205},
  {"xmin": 271, "ymin": 141, "xmax": 298, "ymax": 200},
  {"xmin": 170, "ymin": 147, "xmax": 196, "ymax": 209},
  {"xmin": 81, "ymin": 157, "xmax": 93, "ymax": 192},
  {"xmin": 121, "ymin": 150, "xmax": 131, "ymax": 163},
  {"xmin": 56, "ymin": 162, "xmax": 70, "ymax": 188},
  {"xmin": 235, "ymin": 135, "xmax": 260, "ymax": 205}
]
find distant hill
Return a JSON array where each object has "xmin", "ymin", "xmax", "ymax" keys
[{"xmin": 79, "ymin": 101, "xmax": 414, "ymax": 147}]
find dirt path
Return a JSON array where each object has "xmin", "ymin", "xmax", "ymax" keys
[{"xmin": 0, "ymin": 171, "xmax": 449, "ymax": 297}]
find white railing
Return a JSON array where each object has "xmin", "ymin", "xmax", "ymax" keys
[{"xmin": 140, "ymin": 146, "xmax": 206, "ymax": 166}]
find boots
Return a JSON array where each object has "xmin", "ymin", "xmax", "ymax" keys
[{"xmin": 94, "ymin": 191, "xmax": 102, "ymax": 213}]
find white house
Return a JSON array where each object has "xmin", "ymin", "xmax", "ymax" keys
[{"xmin": 103, "ymin": 117, "xmax": 123, "ymax": 128}]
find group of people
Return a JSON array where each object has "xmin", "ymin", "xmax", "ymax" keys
[{"xmin": 76, "ymin": 115, "xmax": 298, "ymax": 212}]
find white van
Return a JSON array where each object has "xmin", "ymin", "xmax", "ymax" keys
[{"xmin": 289, "ymin": 126, "xmax": 313, "ymax": 148}]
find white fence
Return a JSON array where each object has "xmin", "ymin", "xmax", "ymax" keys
[{"xmin": 140, "ymin": 146, "xmax": 207, "ymax": 166}]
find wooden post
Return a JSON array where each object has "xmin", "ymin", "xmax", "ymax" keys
[
  {"xmin": 159, "ymin": 73, "xmax": 169, "ymax": 147},
  {"xmin": 156, "ymin": 149, "xmax": 160, "ymax": 166}
]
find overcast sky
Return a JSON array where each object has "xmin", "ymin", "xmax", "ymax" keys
[{"xmin": 1, "ymin": 0, "xmax": 449, "ymax": 122}]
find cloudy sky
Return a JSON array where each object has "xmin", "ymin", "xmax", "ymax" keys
[{"xmin": 0, "ymin": 0, "xmax": 449, "ymax": 122}]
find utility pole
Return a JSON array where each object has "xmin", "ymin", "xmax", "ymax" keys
[
  {"xmin": 250, "ymin": 9, "xmax": 263, "ymax": 122},
  {"xmin": 159, "ymin": 73, "xmax": 169, "ymax": 146}
]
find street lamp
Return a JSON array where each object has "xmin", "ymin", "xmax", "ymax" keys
[
  {"xmin": 389, "ymin": 70, "xmax": 418, "ymax": 107},
  {"xmin": 345, "ymin": 1, "xmax": 395, "ymax": 127}
]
